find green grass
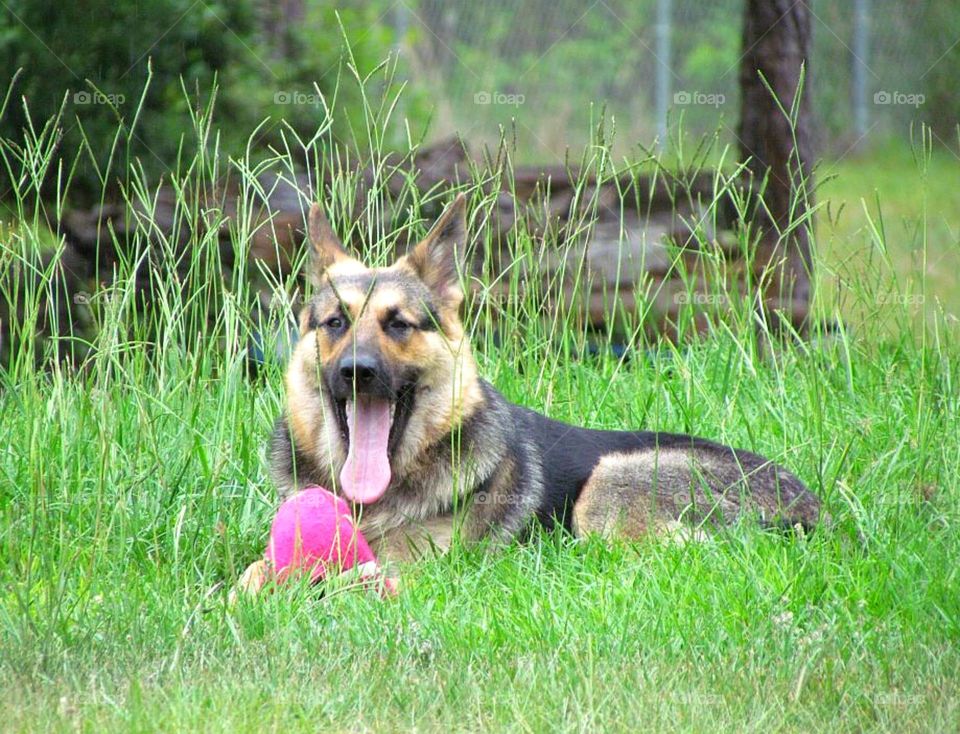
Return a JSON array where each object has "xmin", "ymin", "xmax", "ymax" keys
[
  {"xmin": 3, "ymin": 341, "xmax": 959, "ymax": 731},
  {"xmin": 2, "ymin": 76, "xmax": 960, "ymax": 731},
  {"xmin": 817, "ymin": 137, "xmax": 960, "ymax": 330}
]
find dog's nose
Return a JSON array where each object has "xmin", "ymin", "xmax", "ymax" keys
[{"xmin": 339, "ymin": 353, "xmax": 380, "ymax": 387}]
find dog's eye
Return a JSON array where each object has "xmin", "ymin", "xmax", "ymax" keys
[
  {"xmin": 324, "ymin": 316, "xmax": 344, "ymax": 330},
  {"xmin": 388, "ymin": 317, "xmax": 412, "ymax": 332}
]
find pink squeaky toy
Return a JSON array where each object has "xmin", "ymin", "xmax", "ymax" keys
[{"xmin": 264, "ymin": 486, "xmax": 395, "ymax": 594}]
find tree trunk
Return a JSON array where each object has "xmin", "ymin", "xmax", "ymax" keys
[{"xmin": 738, "ymin": 0, "xmax": 814, "ymax": 332}]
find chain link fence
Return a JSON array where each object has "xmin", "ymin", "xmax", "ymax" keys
[{"xmin": 392, "ymin": 0, "xmax": 953, "ymax": 158}]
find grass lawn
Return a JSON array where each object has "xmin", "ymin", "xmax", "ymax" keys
[
  {"xmin": 817, "ymin": 138, "xmax": 960, "ymax": 330},
  {"xmin": 2, "ymin": 134, "xmax": 959, "ymax": 731}
]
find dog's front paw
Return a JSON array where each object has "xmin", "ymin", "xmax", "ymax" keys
[{"xmin": 229, "ymin": 559, "xmax": 269, "ymax": 604}]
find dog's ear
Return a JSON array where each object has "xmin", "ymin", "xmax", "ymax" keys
[
  {"xmin": 307, "ymin": 203, "xmax": 348, "ymax": 278},
  {"xmin": 407, "ymin": 194, "xmax": 467, "ymax": 306}
]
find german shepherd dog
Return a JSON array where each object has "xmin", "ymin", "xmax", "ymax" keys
[{"xmin": 259, "ymin": 194, "xmax": 822, "ymax": 580}]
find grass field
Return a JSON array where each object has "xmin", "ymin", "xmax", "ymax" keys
[
  {"xmin": 2, "ymin": 108, "xmax": 959, "ymax": 731},
  {"xmin": 817, "ymin": 137, "xmax": 960, "ymax": 330}
]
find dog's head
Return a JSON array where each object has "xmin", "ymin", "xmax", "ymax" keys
[{"xmin": 285, "ymin": 194, "xmax": 482, "ymax": 505}]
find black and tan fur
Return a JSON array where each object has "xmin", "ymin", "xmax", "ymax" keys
[{"xmin": 269, "ymin": 194, "xmax": 822, "ymax": 568}]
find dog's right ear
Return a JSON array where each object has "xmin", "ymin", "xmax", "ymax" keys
[{"xmin": 307, "ymin": 203, "xmax": 348, "ymax": 278}]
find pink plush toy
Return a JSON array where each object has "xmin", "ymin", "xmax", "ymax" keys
[{"xmin": 233, "ymin": 486, "xmax": 396, "ymax": 598}]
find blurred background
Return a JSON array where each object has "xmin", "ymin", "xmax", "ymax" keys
[
  {"xmin": 404, "ymin": 0, "xmax": 956, "ymax": 157},
  {"xmin": 2, "ymin": 0, "xmax": 958, "ymax": 197}
]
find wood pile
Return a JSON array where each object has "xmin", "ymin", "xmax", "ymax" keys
[{"xmin": 49, "ymin": 136, "xmax": 794, "ymax": 355}]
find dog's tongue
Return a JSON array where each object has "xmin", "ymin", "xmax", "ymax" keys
[{"xmin": 340, "ymin": 397, "xmax": 392, "ymax": 504}]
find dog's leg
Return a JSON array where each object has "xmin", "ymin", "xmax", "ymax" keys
[
  {"xmin": 571, "ymin": 475, "xmax": 708, "ymax": 544},
  {"xmin": 570, "ymin": 448, "xmax": 714, "ymax": 542},
  {"xmin": 369, "ymin": 514, "xmax": 459, "ymax": 567},
  {"xmin": 229, "ymin": 559, "xmax": 270, "ymax": 602},
  {"xmin": 571, "ymin": 445, "xmax": 818, "ymax": 541}
]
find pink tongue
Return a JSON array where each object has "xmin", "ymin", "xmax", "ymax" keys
[{"xmin": 340, "ymin": 397, "xmax": 393, "ymax": 504}]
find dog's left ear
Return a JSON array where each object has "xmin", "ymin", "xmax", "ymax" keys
[{"xmin": 407, "ymin": 193, "xmax": 467, "ymax": 306}]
